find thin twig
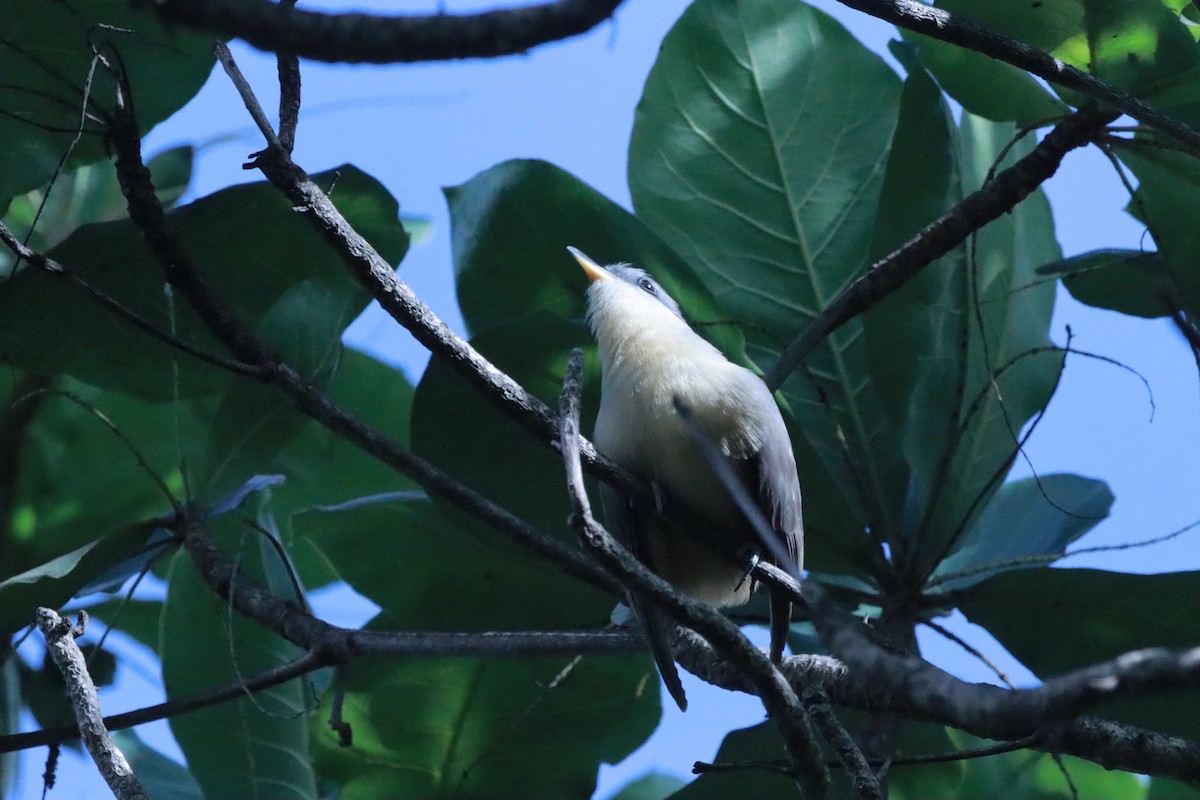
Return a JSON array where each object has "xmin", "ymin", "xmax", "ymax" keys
[{"xmin": 36, "ymin": 609, "xmax": 149, "ymax": 800}]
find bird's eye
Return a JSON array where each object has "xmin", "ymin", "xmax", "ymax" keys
[{"xmin": 637, "ymin": 277, "xmax": 657, "ymax": 295}]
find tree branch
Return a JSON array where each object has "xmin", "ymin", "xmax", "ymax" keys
[
  {"xmin": 99, "ymin": 63, "xmax": 617, "ymax": 598},
  {"xmin": 139, "ymin": 0, "xmax": 627, "ymax": 64},
  {"xmin": 836, "ymin": 0, "xmax": 1200, "ymax": 153},
  {"xmin": 765, "ymin": 106, "xmax": 1114, "ymax": 389},
  {"xmin": 36, "ymin": 609, "xmax": 149, "ymax": 800},
  {"xmin": 670, "ymin": 628, "xmax": 1200, "ymax": 783}
]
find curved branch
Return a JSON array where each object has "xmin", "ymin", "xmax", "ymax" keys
[
  {"xmin": 139, "ymin": 0, "xmax": 627, "ymax": 64},
  {"xmin": 765, "ymin": 106, "xmax": 1114, "ymax": 389}
]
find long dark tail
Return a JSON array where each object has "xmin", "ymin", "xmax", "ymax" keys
[
  {"xmin": 636, "ymin": 597, "xmax": 687, "ymax": 711},
  {"xmin": 769, "ymin": 589, "xmax": 792, "ymax": 663}
]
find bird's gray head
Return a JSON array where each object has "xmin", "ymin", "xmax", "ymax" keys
[{"xmin": 568, "ymin": 246, "xmax": 684, "ymax": 320}]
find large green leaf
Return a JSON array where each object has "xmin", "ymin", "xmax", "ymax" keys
[
  {"xmin": 0, "ymin": 0, "xmax": 213, "ymax": 206},
  {"xmin": 948, "ymin": 729, "xmax": 1145, "ymax": 799},
  {"xmin": 957, "ymin": 568, "xmax": 1200, "ymax": 739},
  {"xmin": 9, "ymin": 381, "xmax": 205, "ymax": 573},
  {"xmin": 863, "ymin": 46, "xmax": 968, "ymax": 562},
  {"xmin": 302, "ymin": 497, "xmax": 658, "ymax": 799},
  {"xmin": 1038, "ymin": 248, "xmax": 1174, "ymax": 319},
  {"xmin": 200, "ymin": 277, "xmax": 361, "ymax": 502},
  {"xmin": 0, "ymin": 166, "xmax": 407, "ymax": 401},
  {"xmin": 936, "ymin": 0, "xmax": 1199, "ymax": 96},
  {"xmin": 1, "ymin": 146, "xmax": 195, "ymax": 261},
  {"xmin": 900, "ymin": 32, "xmax": 1067, "ymax": 124},
  {"xmin": 445, "ymin": 158, "xmax": 744, "ymax": 358},
  {"xmin": 628, "ymin": 0, "xmax": 900, "ymax": 567},
  {"xmin": 1110, "ymin": 142, "xmax": 1200, "ymax": 315},
  {"xmin": 929, "ymin": 474, "xmax": 1113, "ymax": 591},
  {"xmin": 111, "ymin": 731, "xmax": 204, "ymax": 800},
  {"xmin": 0, "ymin": 521, "xmax": 164, "ymax": 639},
  {"xmin": 162, "ymin": 535, "xmax": 318, "ymax": 800},
  {"xmin": 604, "ymin": 772, "xmax": 688, "ymax": 800},
  {"xmin": 412, "ymin": 313, "xmax": 597, "ymax": 546},
  {"xmin": 908, "ymin": 115, "xmax": 1062, "ymax": 579},
  {"xmin": 668, "ymin": 719, "xmax": 962, "ymax": 799}
]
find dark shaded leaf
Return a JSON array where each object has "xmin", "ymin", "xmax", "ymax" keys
[
  {"xmin": 111, "ymin": 731, "xmax": 204, "ymax": 800},
  {"xmin": 1038, "ymin": 248, "xmax": 1173, "ymax": 318},
  {"xmin": 957, "ymin": 567, "xmax": 1200, "ymax": 739},
  {"xmin": 301, "ymin": 496, "xmax": 658, "ymax": 800},
  {"xmin": 0, "ymin": 166, "xmax": 406, "ymax": 402},
  {"xmin": 162, "ymin": 534, "xmax": 318, "ymax": 800},
  {"xmin": 0, "ymin": 1, "xmax": 212, "ymax": 205},
  {"xmin": 604, "ymin": 772, "xmax": 688, "ymax": 800},
  {"xmin": 930, "ymin": 474, "xmax": 1113, "ymax": 591},
  {"xmin": 901, "ymin": 32, "xmax": 1067, "ymax": 124}
]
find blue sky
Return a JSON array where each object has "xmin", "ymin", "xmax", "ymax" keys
[{"xmin": 18, "ymin": 0, "xmax": 1200, "ymax": 796}]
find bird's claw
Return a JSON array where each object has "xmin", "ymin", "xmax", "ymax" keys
[{"xmin": 735, "ymin": 551, "xmax": 761, "ymax": 592}]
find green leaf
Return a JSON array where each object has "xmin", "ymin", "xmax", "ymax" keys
[
  {"xmin": 2, "ymin": 146, "xmax": 195, "ymax": 259},
  {"xmin": 957, "ymin": 568, "xmax": 1200, "ymax": 739},
  {"xmin": 1149, "ymin": 777, "xmax": 1200, "ymax": 799},
  {"xmin": 200, "ymin": 276, "xmax": 365, "ymax": 501},
  {"xmin": 0, "ymin": 165, "xmax": 407, "ymax": 402},
  {"xmin": 445, "ymin": 158, "xmax": 744, "ymax": 359},
  {"xmin": 0, "ymin": 1, "xmax": 213, "ymax": 206},
  {"xmin": 948, "ymin": 729, "xmax": 1145, "ymax": 798},
  {"xmin": 86, "ymin": 596, "xmax": 164, "ymax": 653},
  {"xmin": 1038, "ymin": 248, "xmax": 1173, "ymax": 318},
  {"xmin": 863, "ymin": 49, "xmax": 969, "ymax": 553},
  {"xmin": 937, "ymin": 0, "xmax": 1200, "ymax": 96},
  {"xmin": 604, "ymin": 772, "xmax": 688, "ymax": 800},
  {"xmin": 930, "ymin": 474, "xmax": 1113, "ymax": 591},
  {"xmin": 162, "ymin": 539, "xmax": 318, "ymax": 800},
  {"xmin": 900, "ymin": 32, "xmax": 1067, "ymax": 124},
  {"xmin": 628, "ymin": 0, "xmax": 901, "ymax": 569},
  {"xmin": 300, "ymin": 497, "xmax": 659, "ymax": 799},
  {"xmin": 0, "ymin": 659, "xmax": 19, "ymax": 795},
  {"xmin": 0, "ymin": 522, "xmax": 163, "ymax": 639},
  {"xmin": 909, "ymin": 115, "xmax": 1062, "ymax": 578},
  {"xmin": 1110, "ymin": 142, "xmax": 1200, "ymax": 314},
  {"xmin": 111, "ymin": 731, "xmax": 204, "ymax": 800},
  {"xmin": 668, "ymin": 720, "xmax": 962, "ymax": 799}
]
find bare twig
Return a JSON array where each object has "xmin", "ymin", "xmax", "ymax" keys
[
  {"xmin": 140, "ymin": 0, "xmax": 627, "ymax": 64},
  {"xmin": 802, "ymin": 686, "xmax": 882, "ymax": 800},
  {"xmin": 766, "ymin": 107, "xmax": 1115, "ymax": 390},
  {"xmin": 36, "ymin": 609, "xmax": 149, "ymax": 800}
]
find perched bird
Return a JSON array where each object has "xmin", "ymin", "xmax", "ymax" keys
[{"xmin": 571, "ymin": 246, "xmax": 803, "ymax": 711}]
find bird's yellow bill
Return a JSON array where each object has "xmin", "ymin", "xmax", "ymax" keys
[{"xmin": 568, "ymin": 246, "xmax": 611, "ymax": 283}]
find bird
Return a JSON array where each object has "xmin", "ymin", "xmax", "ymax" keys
[{"xmin": 570, "ymin": 246, "xmax": 803, "ymax": 712}]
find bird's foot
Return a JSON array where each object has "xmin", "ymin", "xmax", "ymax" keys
[{"xmin": 735, "ymin": 550, "xmax": 760, "ymax": 592}]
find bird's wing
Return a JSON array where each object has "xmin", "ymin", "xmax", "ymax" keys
[
  {"xmin": 747, "ymin": 409, "xmax": 803, "ymax": 662},
  {"xmin": 599, "ymin": 483, "xmax": 688, "ymax": 712},
  {"xmin": 749, "ymin": 409, "xmax": 804, "ymax": 573}
]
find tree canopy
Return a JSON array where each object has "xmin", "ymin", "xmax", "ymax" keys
[{"xmin": 1, "ymin": 0, "xmax": 1199, "ymax": 798}]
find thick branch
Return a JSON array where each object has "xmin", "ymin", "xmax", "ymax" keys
[
  {"xmin": 670, "ymin": 629, "xmax": 1200, "ymax": 783},
  {"xmin": 140, "ymin": 0, "xmax": 626, "ymax": 64},
  {"xmin": 766, "ymin": 106, "xmax": 1114, "ymax": 388},
  {"xmin": 837, "ymin": 0, "xmax": 1200, "ymax": 153},
  {"xmin": 36, "ymin": 609, "xmax": 149, "ymax": 800}
]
